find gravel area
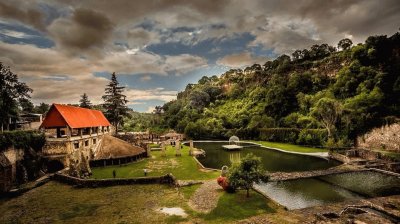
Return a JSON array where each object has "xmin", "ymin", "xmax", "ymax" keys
[{"xmin": 188, "ymin": 180, "xmax": 223, "ymax": 213}]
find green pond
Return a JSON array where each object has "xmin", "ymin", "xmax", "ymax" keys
[
  {"xmin": 255, "ymin": 171, "xmax": 400, "ymax": 209},
  {"xmin": 193, "ymin": 142, "xmax": 340, "ymax": 172}
]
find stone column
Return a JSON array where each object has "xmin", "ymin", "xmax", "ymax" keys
[
  {"xmin": 175, "ymin": 140, "xmax": 181, "ymax": 156},
  {"xmin": 146, "ymin": 144, "xmax": 151, "ymax": 157},
  {"xmin": 189, "ymin": 140, "xmax": 194, "ymax": 156},
  {"xmin": 161, "ymin": 142, "xmax": 166, "ymax": 157}
]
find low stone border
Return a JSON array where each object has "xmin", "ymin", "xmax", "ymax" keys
[
  {"xmin": 269, "ymin": 168, "xmax": 367, "ymax": 182},
  {"xmin": 192, "ymin": 155, "xmax": 220, "ymax": 172},
  {"xmin": 242, "ymin": 141, "xmax": 330, "ymax": 159},
  {"xmin": 53, "ymin": 172, "xmax": 177, "ymax": 187},
  {"xmin": 90, "ymin": 152, "xmax": 147, "ymax": 167},
  {"xmin": 1, "ymin": 174, "xmax": 52, "ymax": 198}
]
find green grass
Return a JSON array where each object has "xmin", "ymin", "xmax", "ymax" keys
[
  {"xmin": 199, "ymin": 190, "xmax": 277, "ymax": 223},
  {"xmin": 0, "ymin": 182, "xmax": 281, "ymax": 224},
  {"xmin": 0, "ymin": 182, "xmax": 188, "ymax": 224},
  {"xmin": 91, "ymin": 145, "xmax": 220, "ymax": 180},
  {"xmin": 249, "ymin": 140, "xmax": 328, "ymax": 153}
]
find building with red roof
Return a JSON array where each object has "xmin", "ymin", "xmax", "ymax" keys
[{"xmin": 40, "ymin": 104, "xmax": 112, "ymax": 174}]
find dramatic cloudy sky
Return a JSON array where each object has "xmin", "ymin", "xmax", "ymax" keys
[{"xmin": 0, "ymin": 0, "xmax": 399, "ymax": 112}]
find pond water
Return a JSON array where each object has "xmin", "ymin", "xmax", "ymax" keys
[
  {"xmin": 255, "ymin": 171, "xmax": 400, "ymax": 209},
  {"xmin": 194, "ymin": 142, "xmax": 340, "ymax": 172}
]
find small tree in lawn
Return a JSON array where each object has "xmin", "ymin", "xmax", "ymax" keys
[
  {"xmin": 79, "ymin": 93, "xmax": 92, "ymax": 109},
  {"xmin": 102, "ymin": 72, "xmax": 129, "ymax": 133},
  {"xmin": 228, "ymin": 153, "xmax": 268, "ymax": 198}
]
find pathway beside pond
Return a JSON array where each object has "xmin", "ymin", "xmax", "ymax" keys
[
  {"xmin": 188, "ymin": 180, "xmax": 223, "ymax": 213},
  {"xmin": 269, "ymin": 166, "xmax": 364, "ymax": 181}
]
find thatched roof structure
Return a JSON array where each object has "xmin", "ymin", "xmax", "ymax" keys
[{"xmin": 94, "ymin": 135, "xmax": 145, "ymax": 160}]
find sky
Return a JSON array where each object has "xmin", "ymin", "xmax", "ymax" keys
[{"xmin": 0, "ymin": 0, "xmax": 399, "ymax": 112}]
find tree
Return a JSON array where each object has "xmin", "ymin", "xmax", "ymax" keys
[
  {"xmin": 0, "ymin": 63, "xmax": 32, "ymax": 131},
  {"xmin": 311, "ymin": 98, "xmax": 343, "ymax": 139},
  {"xmin": 19, "ymin": 98, "xmax": 34, "ymax": 113},
  {"xmin": 79, "ymin": 93, "xmax": 92, "ymax": 108},
  {"xmin": 189, "ymin": 90, "xmax": 210, "ymax": 111},
  {"xmin": 228, "ymin": 153, "xmax": 268, "ymax": 198},
  {"xmin": 338, "ymin": 38, "xmax": 353, "ymax": 51},
  {"xmin": 102, "ymin": 72, "xmax": 129, "ymax": 133},
  {"xmin": 34, "ymin": 102, "xmax": 50, "ymax": 114}
]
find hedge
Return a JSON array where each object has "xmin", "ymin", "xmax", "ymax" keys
[
  {"xmin": 259, "ymin": 128, "xmax": 300, "ymax": 143},
  {"xmin": 296, "ymin": 129, "xmax": 328, "ymax": 146},
  {"xmin": 0, "ymin": 130, "xmax": 45, "ymax": 151},
  {"xmin": 259, "ymin": 128, "xmax": 328, "ymax": 146}
]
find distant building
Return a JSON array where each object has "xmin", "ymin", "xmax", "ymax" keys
[
  {"xmin": 16, "ymin": 113, "xmax": 43, "ymax": 130},
  {"xmin": 160, "ymin": 130, "xmax": 184, "ymax": 144},
  {"xmin": 40, "ymin": 104, "xmax": 111, "ymax": 174}
]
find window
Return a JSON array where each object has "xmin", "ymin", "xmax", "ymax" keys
[
  {"xmin": 85, "ymin": 140, "xmax": 89, "ymax": 147},
  {"xmin": 93, "ymin": 138, "xmax": 97, "ymax": 144},
  {"xmin": 74, "ymin": 142, "xmax": 79, "ymax": 149}
]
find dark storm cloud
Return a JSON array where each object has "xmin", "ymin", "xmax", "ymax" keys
[
  {"xmin": 0, "ymin": 1, "xmax": 45, "ymax": 30},
  {"xmin": 48, "ymin": 8, "xmax": 113, "ymax": 55}
]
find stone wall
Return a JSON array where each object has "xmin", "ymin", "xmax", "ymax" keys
[
  {"xmin": 53, "ymin": 172, "xmax": 177, "ymax": 187},
  {"xmin": 357, "ymin": 123, "xmax": 400, "ymax": 152},
  {"xmin": 2, "ymin": 147, "xmax": 24, "ymax": 184}
]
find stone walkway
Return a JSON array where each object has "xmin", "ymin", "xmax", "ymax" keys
[
  {"xmin": 188, "ymin": 180, "xmax": 222, "ymax": 213},
  {"xmin": 269, "ymin": 166, "xmax": 364, "ymax": 181}
]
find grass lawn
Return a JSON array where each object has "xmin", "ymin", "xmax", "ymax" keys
[
  {"xmin": 198, "ymin": 190, "xmax": 278, "ymax": 223},
  {"xmin": 249, "ymin": 140, "xmax": 328, "ymax": 153},
  {"xmin": 91, "ymin": 145, "xmax": 220, "ymax": 180},
  {"xmin": 0, "ymin": 181, "xmax": 280, "ymax": 224}
]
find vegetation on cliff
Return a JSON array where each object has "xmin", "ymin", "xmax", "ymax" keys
[{"xmin": 154, "ymin": 31, "xmax": 400, "ymax": 147}]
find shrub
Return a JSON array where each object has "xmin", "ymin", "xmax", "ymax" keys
[
  {"xmin": 296, "ymin": 129, "xmax": 328, "ymax": 146},
  {"xmin": 259, "ymin": 128, "xmax": 300, "ymax": 143},
  {"xmin": 0, "ymin": 130, "xmax": 45, "ymax": 151}
]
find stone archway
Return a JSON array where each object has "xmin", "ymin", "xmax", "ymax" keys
[{"xmin": 46, "ymin": 160, "xmax": 65, "ymax": 173}]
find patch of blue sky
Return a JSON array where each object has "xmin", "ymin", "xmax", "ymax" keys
[
  {"xmin": 0, "ymin": 21, "xmax": 54, "ymax": 48},
  {"xmin": 146, "ymin": 32, "xmax": 256, "ymax": 62},
  {"xmin": 94, "ymin": 64, "xmax": 227, "ymax": 93}
]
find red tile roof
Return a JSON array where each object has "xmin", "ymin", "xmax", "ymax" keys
[{"xmin": 40, "ymin": 104, "xmax": 111, "ymax": 129}]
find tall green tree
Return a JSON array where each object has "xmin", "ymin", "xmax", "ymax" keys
[
  {"xmin": 338, "ymin": 38, "xmax": 353, "ymax": 51},
  {"xmin": 228, "ymin": 153, "xmax": 268, "ymax": 198},
  {"xmin": 102, "ymin": 72, "xmax": 129, "ymax": 133},
  {"xmin": 19, "ymin": 98, "xmax": 34, "ymax": 113},
  {"xmin": 34, "ymin": 102, "xmax": 50, "ymax": 114},
  {"xmin": 311, "ymin": 98, "xmax": 343, "ymax": 139},
  {"xmin": 79, "ymin": 93, "xmax": 92, "ymax": 108},
  {"xmin": 0, "ymin": 62, "xmax": 32, "ymax": 132}
]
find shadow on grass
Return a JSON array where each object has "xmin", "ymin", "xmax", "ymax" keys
[{"xmin": 199, "ymin": 190, "xmax": 276, "ymax": 223}]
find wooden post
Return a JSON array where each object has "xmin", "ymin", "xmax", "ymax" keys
[
  {"xmin": 161, "ymin": 142, "xmax": 166, "ymax": 157},
  {"xmin": 175, "ymin": 140, "xmax": 181, "ymax": 156},
  {"xmin": 146, "ymin": 144, "xmax": 151, "ymax": 157},
  {"xmin": 189, "ymin": 140, "xmax": 194, "ymax": 156}
]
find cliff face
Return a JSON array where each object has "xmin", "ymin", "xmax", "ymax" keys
[{"xmin": 357, "ymin": 123, "xmax": 400, "ymax": 152}]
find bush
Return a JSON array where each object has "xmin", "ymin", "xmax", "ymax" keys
[
  {"xmin": 296, "ymin": 129, "xmax": 328, "ymax": 146},
  {"xmin": 0, "ymin": 130, "xmax": 45, "ymax": 151},
  {"xmin": 259, "ymin": 128, "xmax": 300, "ymax": 143}
]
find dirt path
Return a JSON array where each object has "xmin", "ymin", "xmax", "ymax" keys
[{"xmin": 188, "ymin": 180, "xmax": 223, "ymax": 213}]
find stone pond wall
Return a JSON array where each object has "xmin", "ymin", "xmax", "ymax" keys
[
  {"xmin": 53, "ymin": 172, "xmax": 177, "ymax": 187},
  {"xmin": 357, "ymin": 123, "xmax": 400, "ymax": 152}
]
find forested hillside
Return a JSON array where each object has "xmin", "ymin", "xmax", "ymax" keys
[{"xmin": 150, "ymin": 32, "xmax": 400, "ymax": 147}]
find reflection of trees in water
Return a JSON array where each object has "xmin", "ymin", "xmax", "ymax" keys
[{"xmin": 229, "ymin": 152, "xmax": 241, "ymax": 164}]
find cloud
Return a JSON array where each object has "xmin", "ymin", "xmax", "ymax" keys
[
  {"xmin": 140, "ymin": 75, "xmax": 152, "ymax": 82},
  {"xmin": 146, "ymin": 106, "xmax": 155, "ymax": 113},
  {"xmin": 0, "ymin": 1, "xmax": 45, "ymax": 30},
  {"xmin": 0, "ymin": 29, "xmax": 36, "ymax": 39},
  {"xmin": 125, "ymin": 88, "xmax": 177, "ymax": 102},
  {"xmin": 164, "ymin": 54, "xmax": 208, "ymax": 75},
  {"xmin": 48, "ymin": 8, "xmax": 113, "ymax": 57},
  {"xmin": 217, "ymin": 52, "xmax": 268, "ymax": 68}
]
